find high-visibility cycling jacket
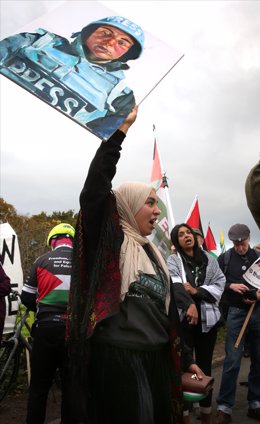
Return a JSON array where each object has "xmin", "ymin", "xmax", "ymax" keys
[{"xmin": 21, "ymin": 244, "xmax": 73, "ymax": 324}]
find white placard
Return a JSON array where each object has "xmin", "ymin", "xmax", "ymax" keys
[
  {"xmin": 243, "ymin": 258, "xmax": 260, "ymax": 289},
  {"xmin": 0, "ymin": 223, "xmax": 23, "ymax": 334}
]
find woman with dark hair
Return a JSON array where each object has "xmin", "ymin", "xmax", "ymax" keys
[{"xmin": 167, "ymin": 223, "xmax": 226, "ymax": 424}]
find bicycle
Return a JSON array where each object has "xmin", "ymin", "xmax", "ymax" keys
[{"xmin": 0, "ymin": 291, "xmax": 32, "ymax": 402}]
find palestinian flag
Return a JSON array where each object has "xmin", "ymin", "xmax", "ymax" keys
[
  {"xmin": 185, "ymin": 196, "xmax": 207, "ymax": 250},
  {"xmin": 205, "ymin": 224, "xmax": 218, "ymax": 259},
  {"xmin": 149, "ymin": 127, "xmax": 173, "ymax": 260}
]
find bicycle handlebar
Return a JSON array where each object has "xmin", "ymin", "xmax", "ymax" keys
[{"xmin": 10, "ymin": 290, "xmax": 21, "ymax": 301}]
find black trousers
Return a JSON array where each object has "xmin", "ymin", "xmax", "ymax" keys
[{"xmin": 26, "ymin": 324, "xmax": 67, "ymax": 424}]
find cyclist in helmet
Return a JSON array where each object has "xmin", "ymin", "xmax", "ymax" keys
[
  {"xmin": 21, "ymin": 222, "xmax": 75, "ymax": 424},
  {"xmin": 0, "ymin": 15, "xmax": 144, "ymax": 140}
]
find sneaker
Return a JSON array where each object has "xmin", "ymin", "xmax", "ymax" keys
[
  {"xmin": 213, "ymin": 410, "xmax": 232, "ymax": 424},
  {"xmin": 247, "ymin": 408, "xmax": 260, "ymax": 421}
]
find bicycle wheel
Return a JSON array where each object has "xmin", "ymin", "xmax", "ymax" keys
[{"xmin": 0, "ymin": 340, "xmax": 20, "ymax": 402}]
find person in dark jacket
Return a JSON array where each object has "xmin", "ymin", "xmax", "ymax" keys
[
  {"xmin": 0, "ymin": 263, "xmax": 11, "ymax": 343},
  {"xmin": 214, "ymin": 223, "xmax": 260, "ymax": 424},
  {"xmin": 21, "ymin": 223, "xmax": 75, "ymax": 424},
  {"xmin": 66, "ymin": 107, "xmax": 204, "ymax": 424},
  {"xmin": 245, "ymin": 161, "xmax": 260, "ymax": 229}
]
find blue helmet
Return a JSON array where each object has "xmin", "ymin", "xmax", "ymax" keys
[{"xmin": 81, "ymin": 16, "xmax": 144, "ymax": 62}]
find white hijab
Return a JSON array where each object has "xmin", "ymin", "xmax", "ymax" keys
[{"xmin": 114, "ymin": 182, "xmax": 170, "ymax": 312}]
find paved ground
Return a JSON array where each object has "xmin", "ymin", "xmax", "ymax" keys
[
  {"xmin": 211, "ymin": 356, "xmax": 255, "ymax": 424},
  {"xmin": 0, "ymin": 341, "xmax": 256, "ymax": 424},
  {"xmin": 48, "ymin": 343, "xmax": 254, "ymax": 424},
  {"xmin": 189, "ymin": 344, "xmax": 255, "ymax": 424}
]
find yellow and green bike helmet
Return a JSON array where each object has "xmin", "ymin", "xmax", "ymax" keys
[{"xmin": 46, "ymin": 223, "xmax": 75, "ymax": 247}]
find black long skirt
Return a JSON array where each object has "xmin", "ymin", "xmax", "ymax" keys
[{"xmin": 88, "ymin": 342, "xmax": 175, "ymax": 424}]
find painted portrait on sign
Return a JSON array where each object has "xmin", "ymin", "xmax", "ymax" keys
[
  {"xmin": 0, "ymin": 1, "xmax": 183, "ymax": 140},
  {"xmin": 0, "ymin": 15, "xmax": 144, "ymax": 140}
]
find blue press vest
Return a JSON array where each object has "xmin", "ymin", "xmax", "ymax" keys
[{"xmin": 0, "ymin": 29, "xmax": 132, "ymax": 127}]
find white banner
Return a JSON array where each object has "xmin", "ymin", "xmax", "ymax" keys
[
  {"xmin": 243, "ymin": 257, "xmax": 260, "ymax": 289},
  {"xmin": 0, "ymin": 223, "xmax": 23, "ymax": 334}
]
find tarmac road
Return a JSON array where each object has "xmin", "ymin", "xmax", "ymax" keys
[
  {"xmin": 211, "ymin": 356, "xmax": 256, "ymax": 424},
  {"xmin": 48, "ymin": 356, "xmax": 255, "ymax": 424},
  {"xmin": 0, "ymin": 341, "xmax": 254, "ymax": 424},
  {"xmin": 188, "ymin": 356, "xmax": 256, "ymax": 424}
]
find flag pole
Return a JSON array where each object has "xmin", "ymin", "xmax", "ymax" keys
[
  {"xmin": 152, "ymin": 125, "xmax": 175, "ymax": 231},
  {"xmin": 138, "ymin": 55, "xmax": 184, "ymax": 106},
  {"xmin": 152, "ymin": 126, "xmax": 185, "ymax": 279},
  {"xmin": 234, "ymin": 303, "xmax": 255, "ymax": 348}
]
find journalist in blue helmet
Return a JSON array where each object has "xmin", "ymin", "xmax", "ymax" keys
[{"xmin": 0, "ymin": 15, "xmax": 144, "ymax": 139}]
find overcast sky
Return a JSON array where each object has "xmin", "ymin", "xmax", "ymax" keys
[{"xmin": 1, "ymin": 0, "xmax": 259, "ymax": 250}]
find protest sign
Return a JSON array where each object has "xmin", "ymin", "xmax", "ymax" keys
[
  {"xmin": 0, "ymin": 223, "xmax": 23, "ymax": 334},
  {"xmin": 0, "ymin": 1, "xmax": 183, "ymax": 140},
  {"xmin": 243, "ymin": 258, "xmax": 260, "ymax": 289}
]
